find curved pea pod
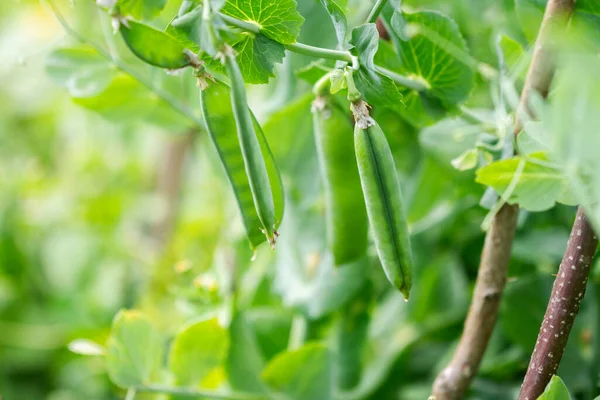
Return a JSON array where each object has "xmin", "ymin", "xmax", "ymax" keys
[
  {"xmin": 120, "ymin": 20, "xmax": 191, "ymax": 69},
  {"xmin": 354, "ymin": 122, "xmax": 413, "ymax": 299},
  {"xmin": 201, "ymin": 78, "xmax": 283, "ymax": 249},
  {"xmin": 313, "ymin": 98, "xmax": 368, "ymax": 266},
  {"xmin": 224, "ymin": 54, "xmax": 278, "ymax": 246}
]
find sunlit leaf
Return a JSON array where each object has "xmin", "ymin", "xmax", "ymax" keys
[
  {"xmin": 221, "ymin": 0, "xmax": 304, "ymax": 44},
  {"xmin": 476, "ymin": 153, "xmax": 577, "ymax": 211},
  {"xmin": 46, "ymin": 46, "xmax": 116, "ymax": 98},
  {"xmin": 106, "ymin": 310, "xmax": 163, "ymax": 388},
  {"xmin": 262, "ymin": 343, "xmax": 333, "ymax": 400},
  {"xmin": 117, "ymin": 0, "xmax": 167, "ymax": 20},
  {"xmin": 168, "ymin": 317, "xmax": 229, "ymax": 386},
  {"xmin": 538, "ymin": 375, "xmax": 571, "ymax": 400}
]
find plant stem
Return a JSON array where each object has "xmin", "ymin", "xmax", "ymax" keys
[
  {"xmin": 219, "ymin": 12, "xmax": 427, "ymax": 91},
  {"xmin": 124, "ymin": 389, "xmax": 136, "ymax": 400},
  {"xmin": 366, "ymin": 0, "xmax": 388, "ymax": 24},
  {"xmin": 518, "ymin": 208, "xmax": 598, "ymax": 400},
  {"xmin": 218, "ymin": 14, "xmax": 352, "ymax": 62},
  {"xmin": 45, "ymin": 0, "xmax": 203, "ymax": 127},
  {"xmin": 133, "ymin": 385, "xmax": 269, "ymax": 400},
  {"xmin": 430, "ymin": 1, "xmax": 575, "ymax": 398},
  {"xmin": 375, "ymin": 65, "xmax": 429, "ymax": 91},
  {"xmin": 431, "ymin": 204, "xmax": 519, "ymax": 399}
]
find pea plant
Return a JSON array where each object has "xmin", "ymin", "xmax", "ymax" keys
[{"xmin": 43, "ymin": 0, "xmax": 600, "ymax": 399}]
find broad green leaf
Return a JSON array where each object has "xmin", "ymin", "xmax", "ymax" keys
[
  {"xmin": 232, "ymin": 34, "xmax": 286, "ymax": 84},
  {"xmin": 226, "ymin": 314, "xmax": 267, "ymax": 393},
  {"xmin": 475, "ymin": 153, "xmax": 577, "ymax": 211},
  {"xmin": 318, "ymin": 0, "xmax": 348, "ymax": 47},
  {"xmin": 168, "ymin": 6, "xmax": 237, "ymax": 57},
  {"xmin": 419, "ymin": 117, "xmax": 486, "ymax": 166},
  {"xmin": 498, "ymin": 34, "xmax": 528, "ymax": 76},
  {"xmin": 73, "ymin": 74, "xmax": 190, "ymax": 131},
  {"xmin": 349, "ymin": 24, "xmax": 403, "ymax": 109},
  {"xmin": 168, "ymin": 317, "xmax": 229, "ymax": 386},
  {"xmin": 221, "ymin": 0, "xmax": 305, "ymax": 44},
  {"xmin": 262, "ymin": 343, "xmax": 333, "ymax": 400},
  {"xmin": 46, "ymin": 46, "xmax": 116, "ymax": 98},
  {"xmin": 200, "ymin": 81, "xmax": 284, "ymax": 249},
  {"xmin": 117, "ymin": 0, "xmax": 167, "ymax": 20},
  {"xmin": 538, "ymin": 375, "xmax": 571, "ymax": 400},
  {"xmin": 105, "ymin": 310, "xmax": 163, "ymax": 388},
  {"xmin": 120, "ymin": 21, "xmax": 191, "ymax": 69},
  {"xmin": 274, "ymin": 202, "xmax": 368, "ymax": 318},
  {"xmin": 390, "ymin": 11, "xmax": 474, "ymax": 125}
]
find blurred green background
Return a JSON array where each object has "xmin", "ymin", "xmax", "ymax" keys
[{"xmin": 1, "ymin": 0, "xmax": 599, "ymax": 399}]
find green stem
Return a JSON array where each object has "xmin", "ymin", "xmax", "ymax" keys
[
  {"xmin": 366, "ymin": 0, "xmax": 388, "ymax": 24},
  {"xmin": 124, "ymin": 389, "xmax": 136, "ymax": 400},
  {"xmin": 286, "ymin": 42, "xmax": 353, "ymax": 62},
  {"xmin": 219, "ymin": 13, "xmax": 353, "ymax": 62},
  {"xmin": 133, "ymin": 385, "xmax": 269, "ymax": 400},
  {"xmin": 345, "ymin": 69, "xmax": 362, "ymax": 102},
  {"xmin": 46, "ymin": 0, "xmax": 204, "ymax": 127},
  {"xmin": 375, "ymin": 66, "xmax": 429, "ymax": 91}
]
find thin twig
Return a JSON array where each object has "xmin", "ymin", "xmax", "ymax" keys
[
  {"xmin": 430, "ymin": 1, "xmax": 576, "ymax": 398},
  {"xmin": 518, "ymin": 209, "xmax": 598, "ymax": 400}
]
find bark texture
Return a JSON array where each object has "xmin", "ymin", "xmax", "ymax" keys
[
  {"xmin": 431, "ymin": 1, "xmax": 576, "ymax": 398},
  {"xmin": 431, "ymin": 204, "xmax": 519, "ymax": 399},
  {"xmin": 518, "ymin": 208, "xmax": 598, "ymax": 400}
]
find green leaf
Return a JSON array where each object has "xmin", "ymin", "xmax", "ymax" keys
[
  {"xmin": 232, "ymin": 34, "xmax": 286, "ymax": 84},
  {"xmin": 168, "ymin": 317, "xmax": 229, "ymax": 386},
  {"xmin": 390, "ymin": 11, "xmax": 474, "ymax": 125},
  {"xmin": 419, "ymin": 117, "xmax": 486, "ymax": 166},
  {"xmin": 274, "ymin": 202, "xmax": 368, "ymax": 318},
  {"xmin": 537, "ymin": 375, "xmax": 571, "ymax": 400},
  {"xmin": 221, "ymin": 0, "xmax": 305, "ymax": 44},
  {"xmin": 318, "ymin": 0, "xmax": 348, "ymax": 47},
  {"xmin": 117, "ymin": 0, "xmax": 167, "ymax": 20},
  {"xmin": 46, "ymin": 46, "xmax": 116, "ymax": 98},
  {"xmin": 120, "ymin": 21, "xmax": 191, "ymax": 69},
  {"xmin": 262, "ymin": 343, "xmax": 333, "ymax": 400},
  {"xmin": 349, "ymin": 24, "xmax": 403, "ymax": 109},
  {"xmin": 201, "ymin": 81, "xmax": 284, "ymax": 249},
  {"xmin": 105, "ymin": 310, "xmax": 163, "ymax": 388},
  {"xmin": 226, "ymin": 314, "xmax": 267, "ymax": 393},
  {"xmin": 451, "ymin": 149, "xmax": 478, "ymax": 171},
  {"xmin": 498, "ymin": 34, "xmax": 528, "ymax": 77},
  {"xmin": 73, "ymin": 74, "xmax": 189, "ymax": 131},
  {"xmin": 475, "ymin": 153, "xmax": 577, "ymax": 211}
]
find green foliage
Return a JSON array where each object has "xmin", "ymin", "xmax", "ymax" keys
[
  {"xmin": 168, "ymin": 317, "xmax": 229, "ymax": 386},
  {"xmin": 538, "ymin": 375, "xmax": 571, "ymax": 400},
  {"xmin": 105, "ymin": 310, "xmax": 163, "ymax": 388},
  {"xmin": 6, "ymin": 0, "xmax": 600, "ymax": 399},
  {"xmin": 349, "ymin": 23, "xmax": 404, "ymax": 108},
  {"xmin": 262, "ymin": 343, "xmax": 333, "ymax": 400}
]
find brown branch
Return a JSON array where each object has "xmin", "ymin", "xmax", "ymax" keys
[
  {"xmin": 430, "ymin": 1, "xmax": 576, "ymax": 398},
  {"xmin": 431, "ymin": 204, "xmax": 519, "ymax": 399},
  {"xmin": 518, "ymin": 209, "xmax": 598, "ymax": 400}
]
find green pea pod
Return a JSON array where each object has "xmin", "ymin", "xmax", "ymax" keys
[
  {"xmin": 354, "ymin": 122, "xmax": 413, "ymax": 299},
  {"xmin": 201, "ymin": 81, "xmax": 284, "ymax": 249},
  {"xmin": 313, "ymin": 98, "xmax": 368, "ymax": 266},
  {"xmin": 224, "ymin": 53, "xmax": 278, "ymax": 246},
  {"xmin": 120, "ymin": 21, "xmax": 191, "ymax": 69}
]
